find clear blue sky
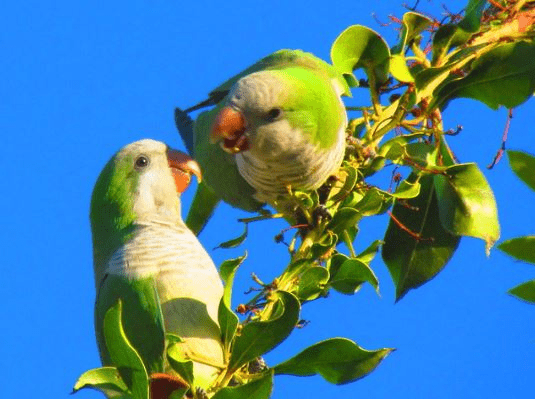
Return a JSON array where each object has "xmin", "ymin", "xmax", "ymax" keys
[{"xmin": 3, "ymin": 1, "xmax": 535, "ymax": 398}]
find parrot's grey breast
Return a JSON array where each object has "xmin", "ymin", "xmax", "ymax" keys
[
  {"xmin": 106, "ymin": 222, "xmax": 223, "ymax": 319},
  {"xmin": 237, "ymin": 121, "xmax": 346, "ymax": 203}
]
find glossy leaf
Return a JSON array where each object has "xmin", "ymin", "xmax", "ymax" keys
[
  {"xmin": 509, "ymin": 280, "xmax": 535, "ymax": 304},
  {"xmin": 329, "ymin": 166, "xmax": 358, "ymax": 204},
  {"xmin": 498, "ymin": 236, "xmax": 535, "ymax": 264},
  {"xmin": 274, "ymin": 338, "xmax": 394, "ymax": 385},
  {"xmin": 219, "ymin": 255, "xmax": 246, "ymax": 348},
  {"xmin": 216, "ymin": 224, "xmax": 248, "ymax": 249},
  {"xmin": 329, "ymin": 254, "xmax": 379, "ymax": 295},
  {"xmin": 390, "ymin": 54, "xmax": 414, "ymax": 83},
  {"xmin": 383, "ymin": 174, "xmax": 460, "ymax": 301},
  {"xmin": 228, "ymin": 291, "xmax": 300, "ymax": 371},
  {"xmin": 296, "ymin": 266, "xmax": 330, "ymax": 301},
  {"xmin": 436, "ymin": 41, "xmax": 535, "ymax": 110},
  {"xmin": 507, "ymin": 150, "xmax": 535, "ymax": 192},
  {"xmin": 431, "ymin": 0, "xmax": 486, "ymax": 65},
  {"xmin": 391, "ymin": 11, "xmax": 433, "ymax": 54},
  {"xmin": 434, "ymin": 163, "xmax": 499, "ymax": 254},
  {"xmin": 211, "ymin": 371, "xmax": 274, "ymax": 399},
  {"xmin": 310, "ymin": 231, "xmax": 338, "ymax": 259},
  {"xmin": 72, "ymin": 367, "xmax": 129, "ymax": 397},
  {"xmin": 327, "ymin": 207, "xmax": 362, "ymax": 236},
  {"xmin": 356, "ymin": 188, "xmax": 391, "ymax": 216},
  {"xmin": 103, "ymin": 300, "xmax": 149, "ymax": 399},
  {"xmin": 391, "ymin": 179, "xmax": 421, "ymax": 199},
  {"xmin": 356, "ymin": 240, "xmax": 382, "ymax": 264},
  {"xmin": 331, "ymin": 25, "xmax": 390, "ymax": 83},
  {"xmin": 459, "ymin": 0, "xmax": 487, "ymax": 32},
  {"xmin": 167, "ymin": 343, "xmax": 194, "ymax": 386}
]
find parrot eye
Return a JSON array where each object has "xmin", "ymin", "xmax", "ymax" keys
[
  {"xmin": 266, "ymin": 108, "xmax": 282, "ymax": 121},
  {"xmin": 135, "ymin": 155, "xmax": 150, "ymax": 170}
]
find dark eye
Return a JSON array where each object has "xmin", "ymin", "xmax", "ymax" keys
[
  {"xmin": 135, "ymin": 155, "xmax": 150, "ymax": 170},
  {"xmin": 266, "ymin": 108, "xmax": 282, "ymax": 121}
]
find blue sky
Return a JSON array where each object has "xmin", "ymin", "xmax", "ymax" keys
[{"xmin": 3, "ymin": 1, "xmax": 535, "ymax": 398}]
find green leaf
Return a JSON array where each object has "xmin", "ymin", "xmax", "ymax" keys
[
  {"xmin": 331, "ymin": 25, "xmax": 391, "ymax": 84},
  {"xmin": 431, "ymin": 0, "xmax": 486, "ymax": 65},
  {"xmin": 507, "ymin": 150, "xmax": 535, "ymax": 192},
  {"xmin": 103, "ymin": 300, "xmax": 150, "ymax": 399},
  {"xmin": 433, "ymin": 163, "xmax": 500, "ymax": 254},
  {"xmin": 327, "ymin": 207, "xmax": 362, "ymax": 236},
  {"xmin": 356, "ymin": 240, "xmax": 382, "ymax": 264},
  {"xmin": 72, "ymin": 367, "xmax": 129, "ymax": 397},
  {"xmin": 296, "ymin": 266, "xmax": 330, "ymax": 301},
  {"xmin": 378, "ymin": 133, "xmax": 427, "ymax": 158},
  {"xmin": 228, "ymin": 292, "xmax": 300, "ymax": 371},
  {"xmin": 95, "ymin": 277, "xmax": 166, "ymax": 375},
  {"xmin": 310, "ymin": 231, "xmax": 338, "ymax": 259},
  {"xmin": 355, "ymin": 188, "xmax": 391, "ymax": 216},
  {"xmin": 382, "ymin": 174, "xmax": 461, "ymax": 301},
  {"xmin": 329, "ymin": 255, "xmax": 379, "ymax": 295},
  {"xmin": 328, "ymin": 166, "xmax": 358, "ymax": 204},
  {"xmin": 274, "ymin": 338, "xmax": 394, "ymax": 385},
  {"xmin": 509, "ymin": 280, "xmax": 535, "ymax": 304},
  {"xmin": 458, "ymin": 0, "xmax": 488, "ymax": 33},
  {"xmin": 432, "ymin": 24, "xmax": 472, "ymax": 65},
  {"xmin": 390, "ymin": 54, "xmax": 414, "ymax": 83},
  {"xmin": 436, "ymin": 41, "xmax": 535, "ymax": 110},
  {"xmin": 167, "ymin": 343, "xmax": 194, "ymax": 386},
  {"xmin": 498, "ymin": 236, "xmax": 535, "ymax": 264},
  {"xmin": 218, "ymin": 255, "xmax": 247, "ymax": 349},
  {"xmin": 216, "ymin": 224, "xmax": 248, "ymax": 249},
  {"xmin": 391, "ymin": 178, "xmax": 421, "ymax": 199},
  {"xmin": 211, "ymin": 371, "xmax": 274, "ymax": 399},
  {"xmin": 391, "ymin": 12, "xmax": 433, "ymax": 55}
]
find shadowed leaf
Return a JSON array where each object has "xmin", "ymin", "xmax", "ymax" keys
[
  {"xmin": 211, "ymin": 371, "xmax": 274, "ymax": 399},
  {"xmin": 274, "ymin": 338, "xmax": 394, "ymax": 384},
  {"xmin": 383, "ymin": 174, "xmax": 460, "ymax": 301},
  {"xmin": 498, "ymin": 237, "xmax": 535, "ymax": 264},
  {"xmin": 507, "ymin": 150, "xmax": 535, "ymax": 192},
  {"xmin": 509, "ymin": 280, "xmax": 535, "ymax": 304},
  {"xmin": 228, "ymin": 292, "xmax": 300, "ymax": 371}
]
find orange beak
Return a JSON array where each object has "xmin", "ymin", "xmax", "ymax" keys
[
  {"xmin": 167, "ymin": 148, "xmax": 202, "ymax": 194},
  {"xmin": 210, "ymin": 106, "xmax": 250, "ymax": 153}
]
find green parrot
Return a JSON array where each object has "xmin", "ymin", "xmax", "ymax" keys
[
  {"xmin": 175, "ymin": 49, "xmax": 350, "ymax": 234},
  {"xmin": 90, "ymin": 139, "xmax": 225, "ymax": 389}
]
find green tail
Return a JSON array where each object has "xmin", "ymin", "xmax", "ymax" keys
[{"xmin": 186, "ymin": 182, "xmax": 221, "ymax": 235}]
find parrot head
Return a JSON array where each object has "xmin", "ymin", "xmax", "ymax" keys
[
  {"xmin": 90, "ymin": 139, "xmax": 202, "ymax": 269},
  {"xmin": 210, "ymin": 67, "xmax": 342, "ymax": 159}
]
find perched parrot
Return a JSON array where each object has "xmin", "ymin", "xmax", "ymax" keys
[
  {"xmin": 90, "ymin": 139, "xmax": 225, "ymax": 389},
  {"xmin": 175, "ymin": 49, "xmax": 350, "ymax": 234}
]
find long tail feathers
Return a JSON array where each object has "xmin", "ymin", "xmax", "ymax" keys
[{"xmin": 186, "ymin": 182, "xmax": 221, "ymax": 235}]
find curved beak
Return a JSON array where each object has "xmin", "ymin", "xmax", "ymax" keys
[
  {"xmin": 210, "ymin": 106, "xmax": 249, "ymax": 153},
  {"xmin": 167, "ymin": 148, "xmax": 202, "ymax": 193},
  {"xmin": 210, "ymin": 106, "xmax": 246, "ymax": 144}
]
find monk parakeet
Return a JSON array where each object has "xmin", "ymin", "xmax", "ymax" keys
[
  {"xmin": 176, "ymin": 49, "xmax": 350, "ymax": 234},
  {"xmin": 90, "ymin": 139, "xmax": 225, "ymax": 389}
]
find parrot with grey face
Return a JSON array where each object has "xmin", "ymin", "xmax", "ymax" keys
[
  {"xmin": 90, "ymin": 139, "xmax": 225, "ymax": 390},
  {"xmin": 176, "ymin": 49, "xmax": 350, "ymax": 234}
]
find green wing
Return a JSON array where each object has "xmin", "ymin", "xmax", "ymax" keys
[
  {"xmin": 209, "ymin": 49, "xmax": 350, "ymax": 100},
  {"xmin": 175, "ymin": 107, "xmax": 263, "ymax": 235},
  {"xmin": 95, "ymin": 275, "xmax": 166, "ymax": 375},
  {"xmin": 175, "ymin": 50, "xmax": 348, "ymax": 235}
]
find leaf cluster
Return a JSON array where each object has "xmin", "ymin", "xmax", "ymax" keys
[{"xmin": 74, "ymin": 1, "xmax": 535, "ymax": 398}]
